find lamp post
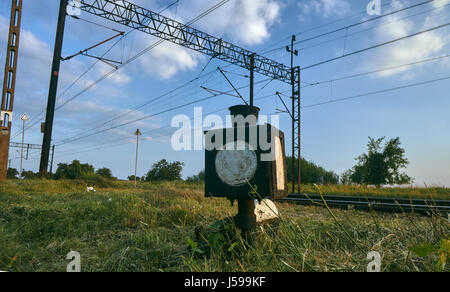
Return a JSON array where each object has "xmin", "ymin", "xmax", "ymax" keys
[
  {"xmin": 134, "ymin": 129, "xmax": 142, "ymax": 188},
  {"xmin": 20, "ymin": 113, "xmax": 29, "ymax": 178}
]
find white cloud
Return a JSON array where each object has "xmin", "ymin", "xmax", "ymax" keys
[
  {"xmin": 97, "ymin": 62, "xmax": 131, "ymax": 86},
  {"xmin": 365, "ymin": 1, "xmax": 448, "ymax": 78},
  {"xmin": 137, "ymin": 39, "xmax": 201, "ymax": 80},
  {"xmin": 150, "ymin": 0, "xmax": 281, "ymax": 46},
  {"xmin": 298, "ymin": 0, "xmax": 352, "ymax": 19},
  {"xmin": 123, "ymin": 0, "xmax": 282, "ymax": 79}
]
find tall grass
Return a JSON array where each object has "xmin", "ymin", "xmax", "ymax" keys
[{"xmin": 0, "ymin": 180, "xmax": 448, "ymax": 272}]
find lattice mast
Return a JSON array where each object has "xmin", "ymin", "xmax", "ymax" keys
[{"xmin": 0, "ymin": 0, "xmax": 23, "ymax": 181}]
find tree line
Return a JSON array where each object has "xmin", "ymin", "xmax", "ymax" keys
[{"xmin": 6, "ymin": 137, "xmax": 413, "ymax": 187}]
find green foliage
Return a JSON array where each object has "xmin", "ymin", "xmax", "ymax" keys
[
  {"xmin": 54, "ymin": 160, "xmax": 95, "ymax": 180},
  {"xmin": 186, "ymin": 170, "xmax": 205, "ymax": 183},
  {"xmin": 186, "ymin": 237, "xmax": 204, "ymax": 255},
  {"xmin": 21, "ymin": 170, "xmax": 38, "ymax": 180},
  {"xmin": 0, "ymin": 180, "xmax": 448, "ymax": 272},
  {"xmin": 411, "ymin": 238, "xmax": 449, "ymax": 272},
  {"xmin": 145, "ymin": 159, "xmax": 184, "ymax": 182},
  {"xmin": 344, "ymin": 137, "xmax": 413, "ymax": 187},
  {"xmin": 127, "ymin": 175, "xmax": 141, "ymax": 182},
  {"xmin": 7, "ymin": 168, "xmax": 19, "ymax": 179},
  {"xmin": 286, "ymin": 157, "xmax": 339, "ymax": 185},
  {"xmin": 96, "ymin": 168, "xmax": 115, "ymax": 180}
]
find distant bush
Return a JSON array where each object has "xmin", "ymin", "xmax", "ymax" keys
[
  {"xmin": 21, "ymin": 170, "xmax": 39, "ymax": 180},
  {"xmin": 7, "ymin": 168, "xmax": 19, "ymax": 179},
  {"xmin": 127, "ymin": 175, "xmax": 141, "ymax": 182},
  {"xmin": 96, "ymin": 168, "xmax": 116, "ymax": 180},
  {"xmin": 54, "ymin": 160, "xmax": 95, "ymax": 180},
  {"xmin": 186, "ymin": 170, "xmax": 205, "ymax": 183},
  {"xmin": 78, "ymin": 173, "xmax": 112, "ymax": 188},
  {"xmin": 145, "ymin": 159, "xmax": 184, "ymax": 182},
  {"xmin": 286, "ymin": 157, "xmax": 339, "ymax": 185},
  {"xmin": 53, "ymin": 160, "xmax": 116, "ymax": 187}
]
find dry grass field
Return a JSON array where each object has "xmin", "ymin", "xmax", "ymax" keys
[{"xmin": 0, "ymin": 180, "xmax": 448, "ymax": 272}]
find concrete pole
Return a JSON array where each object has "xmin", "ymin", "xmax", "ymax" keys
[
  {"xmin": 19, "ymin": 118, "xmax": 25, "ymax": 178},
  {"xmin": 134, "ymin": 129, "xmax": 141, "ymax": 188}
]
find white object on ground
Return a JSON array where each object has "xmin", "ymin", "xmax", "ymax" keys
[
  {"xmin": 254, "ymin": 199, "xmax": 280, "ymax": 223},
  {"xmin": 86, "ymin": 187, "xmax": 96, "ymax": 192}
]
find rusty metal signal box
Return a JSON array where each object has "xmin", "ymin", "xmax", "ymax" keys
[{"xmin": 205, "ymin": 105, "xmax": 288, "ymax": 230}]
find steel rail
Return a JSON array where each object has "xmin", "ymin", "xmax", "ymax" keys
[{"xmin": 278, "ymin": 194, "xmax": 450, "ymax": 216}]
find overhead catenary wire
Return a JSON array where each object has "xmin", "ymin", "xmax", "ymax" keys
[
  {"xmin": 55, "ymin": 76, "xmax": 275, "ymax": 147},
  {"xmin": 260, "ymin": 0, "xmax": 399, "ymax": 52},
  {"xmin": 14, "ymin": 0, "xmax": 450, "ymax": 160},
  {"xmin": 11, "ymin": 0, "xmax": 183, "ymax": 140},
  {"xmin": 55, "ymin": 73, "xmax": 450, "ymax": 156},
  {"xmin": 50, "ymin": 0, "xmax": 232, "ymax": 142},
  {"xmin": 302, "ymin": 21, "xmax": 450, "ymax": 70},
  {"xmin": 302, "ymin": 53, "xmax": 450, "ymax": 88},
  {"xmin": 296, "ymin": 1, "xmax": 450, "ymax": 53},
  {"xmin": 39, "ymin": 0, "xmax": 432, "ymax": 142},
  {"xmin": 63, "ymin": 0, "xmax": 450, "ymax": 137},
  {"xmin": 56, "ymin": 52, "xmax": 450, "ymax": 154},
  {"xmin": 303, "ymin": 75, "xmax": 450, "ymax": 109},
  {"xmin": 56, "ymin": 48, "xmax": 450, "ymax": 149},
  {"xmin": 263, "ymin": 0, "xmax": 438, "ymax": 55},
  {"xmin": 56, "ymin": 19, "xmax": 450, "ymax": 146},
  {"xmin": 55, "ymin": 88, "xmax": 291, "ymax": 156}
]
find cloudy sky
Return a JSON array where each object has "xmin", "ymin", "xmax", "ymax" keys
[{"xmin": 1, "ymin": 0, "xmax": 449, "ymax": 186}]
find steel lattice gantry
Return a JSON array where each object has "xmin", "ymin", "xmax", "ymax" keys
[
  {"xmin": 77, "ymin": 0, "xmax": 297, "ymax": 83},
  {"xmin": 0, "ymin": 0, "xmax": 22, "ymax": 181},
  {"xmin": 44, "ymin": 0, "xmax": 302, "ymax": 190}
]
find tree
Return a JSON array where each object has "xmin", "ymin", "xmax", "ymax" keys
[
  {"xmin": 186, "ymin": 170, "xmax": 205, "ymax": 183},
  {"xmin": 145, "ymin": 159, "xmax": 184, "ymax": 182},
  {"xmin": 21, "ymin": 170, "xmax": 38, "ymax": 180},
  {"xmin": 96, "ymin": 168, "xmax": 115, "ymax": 180},
  {"xmin": 54, "ymin": 160, "xmax": 95, "ymax": 180},
  {"xmin": 7, "ymin": 168, "xmax": 19, "ymax": 179},
  {"xmin": 286, "ymin": 157, "xmax": 339, "ymax": 185},
  {"xmin": 345, "ymin": 137, "xmax": 413, "ymax": 187},
  {"xmin": 128, "ymin": 175, "xmax": 141, "ymax": 182}
]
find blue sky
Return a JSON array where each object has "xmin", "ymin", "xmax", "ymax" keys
[{"xmin": 1, "ymin": 0, "xmax": 449, "ymax": 186}]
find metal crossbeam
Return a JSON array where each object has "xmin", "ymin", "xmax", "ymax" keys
[
  {"xmin": 10, "ymin": 142, "xmax": 42, "ymax": 150},
  {"xmin": 77, "ymin": 0, "xmax": 296, "ymax": 84}
]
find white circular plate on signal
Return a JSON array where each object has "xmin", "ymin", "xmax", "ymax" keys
[{"xmin": 215, "ymin": 141, "xmax": 257, "ymax": 187}]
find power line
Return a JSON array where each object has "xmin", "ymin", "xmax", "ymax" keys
[
  {"xmin": 30, "ymin": 0, "xmax": 411, "ymax": 141},
  {"xmin": 302, "ymin": 21, "xmax": 450, "ymax": 70},
  {"xmin": 263, "ymin": 0, "xmax": 437, "ymax": 54},
  {"xmin": 54, "ymin": 49, "xmax": 450, "ymax": 146},
  {"xmin": 56, "ymin": 74, "xmax": 450, "ymax": 156},
  {"xmin": 52, "ymin": 1, "xmax": 234, "ymax": 144},
  {"xmin": 56, "ymin": 88, "xmax": 290, "ymax": 156},
  {"xmin": 55, "ymin": 77, "xmax": 274, "ymax": 147},
  {"xmin": 303, "ymin": 75, "xmax": 450, "ymax": 109},
  {"xmin": 50, "ymin": 0, "xmax": 231, "ymax": 140},
  {"xmin": 297, "ymin": 1, "xmax": 450, "ymax": 53},
  {"xmin": 302, "ymin": 53, "xmax": 450, "ymax": 88},
  {"xmin": 11, "ymin": 0, "xmax": 182, "ymax": 140},
  {"xmin": 260, "ymin": 0, "xmax": 398, "ymax": 53}
]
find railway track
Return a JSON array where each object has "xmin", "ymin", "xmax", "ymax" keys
[{"xmin": 278, "ymin": 194, "xmax": 450, "ymax": 216}]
